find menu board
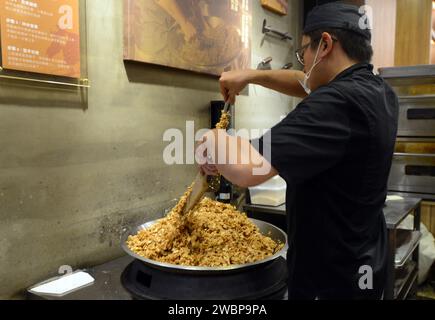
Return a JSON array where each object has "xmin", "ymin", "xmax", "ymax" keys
[{"xmin": 0, "ymin": 0, "xmax": 81, "ymax": 78}]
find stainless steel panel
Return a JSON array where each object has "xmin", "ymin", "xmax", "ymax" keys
[
  {"xmin": 397, "ymin": 95, "xmax": 435, "ymax": 136},
  {"xmin": 379, "ymin": 65, "xmax": 435, "ymax": 87},
  {"xmin": 387, "ymin": 191, "xmax": 435, "ymax": 201},
  {"xmin": 389, "ymin": 152, "xmax": 435, "ymax": 195}
]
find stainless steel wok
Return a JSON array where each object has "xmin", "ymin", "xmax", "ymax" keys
[{"xmin": 121, "ymin": 218, "xmax": 288, "ymax": 275}]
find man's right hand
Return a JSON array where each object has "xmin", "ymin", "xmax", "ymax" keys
[
  {"xmin": 219, "ymin": 70, "xmax": 254, "ymax": 104},
  {"xmin": 219, "ymin": 69, "xmax": 308, "ymax": 103}
]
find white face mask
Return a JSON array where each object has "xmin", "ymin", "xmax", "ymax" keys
[{"xmin": 298, "ymin": 40, "xmax": 323, "ymax": 95}]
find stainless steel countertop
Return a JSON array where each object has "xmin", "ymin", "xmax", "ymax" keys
[
  {"xmin": 244, "ymin": 195, "xmax": 422, "ymax": 230},
  {"xmin": 383, "ymin": 197, "xmax": 421, "ymax": 229}
]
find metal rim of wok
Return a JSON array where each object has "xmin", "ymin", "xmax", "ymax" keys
[{"xmin": 121, "ymin": 218, "xmax": 288, "ymax": 275}]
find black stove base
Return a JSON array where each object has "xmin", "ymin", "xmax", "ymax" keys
[{"xmin": 121, "ymin": 257, "xmax": 288, "ymax": 300}]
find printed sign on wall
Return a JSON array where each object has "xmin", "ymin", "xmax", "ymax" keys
[
  {"xmin": 124, "ymin": 0, "xmax": 252, "ymax": 76},
  {"xmin": 0, "ymin": 0, "xmax": 81, "ymax": 78}
]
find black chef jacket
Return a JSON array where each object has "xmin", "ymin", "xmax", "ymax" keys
[{"xmin": 254, "ymin": 63, "xmax": 399, "ymax": 299}]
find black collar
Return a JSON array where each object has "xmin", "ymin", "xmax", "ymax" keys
[{"xmin": 332, "ymin": 63, "xmax": 374, "ymax": 82}]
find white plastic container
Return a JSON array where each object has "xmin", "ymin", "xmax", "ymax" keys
[{"xmin": 248, "ymin": 176, "xmax": 286, "ymax": 206}]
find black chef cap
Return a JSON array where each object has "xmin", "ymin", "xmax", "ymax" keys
[{"xmin": 304, "ymin": 2, "xmax": 371, "ymax": 41}]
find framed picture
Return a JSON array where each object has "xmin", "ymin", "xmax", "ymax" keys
[
  {"xmin": 261, "ymin": 0, "xmax": 288, "ymax": 16},
  {"xmin": 123, "ymin": 0, "xmax": 252, "ymax": 76}
]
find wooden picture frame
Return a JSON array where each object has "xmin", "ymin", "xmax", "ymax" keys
[
  {"xmin": 123, "ymin": 0, "xmax": 252, "ymax": 76},
  {"xmin": 261, "ymin": 0, "xmax": 288, "ymax": 16}
]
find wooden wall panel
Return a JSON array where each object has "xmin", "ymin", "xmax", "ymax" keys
[
  {"xmin": 431, "ymin": 204, "xmax": 435, "ymax": 236},
  {"xmin": 366, "ymin": 0, "xmax": 397, "ymax": 70},
  {"xmin": 431, "ymin": 4, "xmax": 435, "ymax": 64},
  {"xmin": 421, "ymin": 201, "xmax": 435, "ymax": 235},
  {"xmin": 421, "ymin": 202, "xmax": 432, "ymax": 231},
  {"xmin": 395, "ymin": 0, "xmax": 432, "ymax": 66}
]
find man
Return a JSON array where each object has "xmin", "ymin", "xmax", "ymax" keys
[{"xmin": 197, "ymin": 2, "xmax": 398, "ymax": 299}]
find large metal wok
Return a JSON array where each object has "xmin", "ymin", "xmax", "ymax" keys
[{"xmin": 121, "ymin": 218, "xmax": 287, "ymax": 275}]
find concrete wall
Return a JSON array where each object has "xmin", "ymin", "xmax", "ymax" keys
[{"xmin": 0, "ymin": 0, "xmax": 301, "ymax": 299}]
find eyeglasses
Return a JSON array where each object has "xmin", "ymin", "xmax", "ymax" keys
[{"xmin": 295, "ymin": 38, "xmax": 337, "ymax": 66}]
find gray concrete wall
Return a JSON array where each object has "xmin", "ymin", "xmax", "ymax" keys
[{"xmin": 0, "ymin": 0, "xmax": 301, "ymax": 299}]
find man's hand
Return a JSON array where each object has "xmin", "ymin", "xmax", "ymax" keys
[
  {"xmin": 219, "ymin": 70, "xmax": 254, "ymax": 104},
  {"xmin": 196, "ymin": 129, "xmax": 219, "ymax": 176},
  {"xmin": 201, "ymin": 164, "xmax": 219, "ymax": 176},
  {"xmin": 195, "ymin": 129, "xmax": 278, "ymax": 188},
  {"xmin": 220, "ymin": 69, "xmax": 308, "ymax": 101}
]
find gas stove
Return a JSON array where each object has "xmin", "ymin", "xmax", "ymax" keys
[{"xmin": 121, "ymin": 257, "xmax": 288, "ymax": 300}]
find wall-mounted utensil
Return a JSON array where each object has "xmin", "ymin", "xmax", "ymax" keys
[{"xmin": 262, "ymin": 19, "xmax": 292, "ymax": 41}]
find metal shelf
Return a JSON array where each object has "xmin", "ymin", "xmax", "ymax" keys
[
  {"xmin": 395, "ymin": 230, "xmax": 421, "ymax": 267},
  {"xmin": 394, "ymin": 261, "xmax": 418, "ymax": 300},
  {"xmin": 384, "ymin": 196, "xmax": 421, "ymax": 300}
]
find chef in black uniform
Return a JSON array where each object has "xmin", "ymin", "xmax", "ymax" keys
[{"xmin": 198, "ymin": 2, "xmax": 399, "ymax": 299}]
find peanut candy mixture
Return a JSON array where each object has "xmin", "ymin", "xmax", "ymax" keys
[
  {"xmin": 126, "ymin": 188, "xmax": 284, "ymax": 267},
  {"xmin": 126, "ymin": 111, "xmax": 283, "ymax": 267}
]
